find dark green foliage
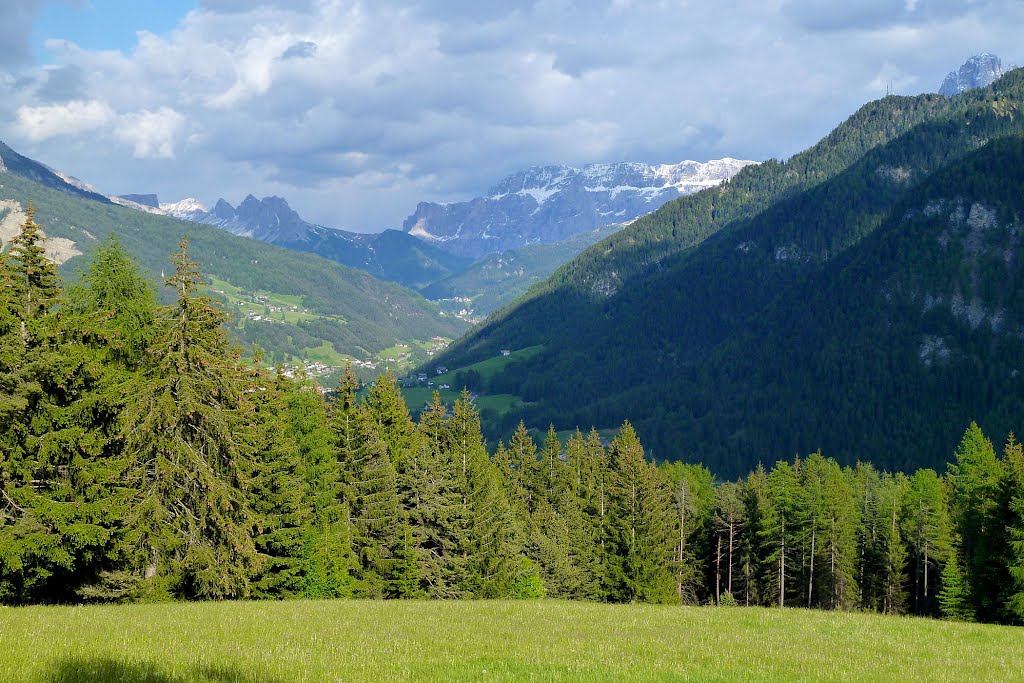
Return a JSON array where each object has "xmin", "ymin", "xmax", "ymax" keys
[{"xmin": 432, "ymin": 70, "xmax": 1024, "ymax": 479}]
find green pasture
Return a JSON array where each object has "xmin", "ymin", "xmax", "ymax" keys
[{"xmin": 1, "ymin": 600, "xmax": 1017, "ymax": 682}]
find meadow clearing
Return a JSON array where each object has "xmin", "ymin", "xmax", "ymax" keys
[{"xmin": 1, "ymin": 600, "xmax": 1019, "ymax": 682}]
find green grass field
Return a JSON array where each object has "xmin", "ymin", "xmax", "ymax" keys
[{"xmin": 1, "ymin": 600, "xmax": 1018, "ymax": 682}]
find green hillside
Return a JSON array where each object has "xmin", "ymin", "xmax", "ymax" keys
[
  {"xmin": 430, "ymin": 69, "xmax": 1024, "ymax": 475},
  {"xmin": 421, "ymin": 222, "xmax": 623, "ymax": 319},
  {"xmin": 0, "ymin": 170, "xmax": 467, "ymax": 379}
]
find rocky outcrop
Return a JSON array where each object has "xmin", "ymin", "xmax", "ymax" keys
[{"xmin": 939, "ymin": 54, "xmax": 1003, "ymax": 97}]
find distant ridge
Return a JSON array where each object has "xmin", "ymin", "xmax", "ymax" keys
[{"xmin": 403, "ymin": 158, "xmax": 756, "ymax": 258}]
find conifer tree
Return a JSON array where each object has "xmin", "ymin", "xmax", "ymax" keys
[
  {"xmin": 664, "ymin": 462, "xmax": 713, "ymax": 605},
  {"xmin": 0, "ymin": 220, "xmax": 132, "ymax": 603},
  {"xmin": 761, "ymin": 461, "xmax": 800, "ymax": 607},
  {"xmin": 939, "ymin": 550, "xmax": 974, "ymax": 621},
  {"xmin": 948, "ymin": 422, "xmax": 1001, "ymax": 620},
  {"xmin": 332, "ymin": 366, "xmax": 402, "ymax": 597},
  {"xmin": 247, "ymin": 365, "xmax": 307, "ymax": 598},
  {"xmin": 712, "ymin": 481, "xmax": 744, "ymax": 603},
  {"xmin": 288, "ymin": 374, "xmax": 354, "ymax": 599},
  {"xmin": 605, "ymin": 423, "xmax": 676, "ymax": 603},
  {"xmin": 118, "ymin": 238, "xmax": 258, "ymax": 599},
  {"xmin": 901, "ymin": 468, "xmax": 952, "ymax": 615},
  {"xmin": 451, "ymin": 393, "xmax": 519, "ymax": 597},
  {"xmin": 999, "ymin": 433, "xmax": 1024, "ymax": 621},
  {"xmin": 819, "ymin": 461, "xmax": 859, "ymax": 610},
  {"xmin": 402, "ymin": 392, "xmax": 469, "ymax": 597}
]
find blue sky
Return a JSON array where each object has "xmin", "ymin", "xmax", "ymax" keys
[
  {"xmin": 35, "ymin": 1, "xmax": 196, "ymax": 57},
  {"xmin": 1, "ymin": 1, "xmax": 1023, "ymax": 232}
]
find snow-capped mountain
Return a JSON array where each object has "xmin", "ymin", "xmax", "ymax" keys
[
  {"xmin": 403, "ymin": 158, "xmax": 756, "ymax": 258},
  {"xmin": 939, "ymin": 53, "xmax": 1004, "ymax": 96}
]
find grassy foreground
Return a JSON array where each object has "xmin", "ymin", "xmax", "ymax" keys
[{"xmin": 0, "ymin": 600, "xmax": 1018, "ymax": 682}]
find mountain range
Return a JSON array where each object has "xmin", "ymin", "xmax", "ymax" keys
[
  {"xmin": 403, "ymin": 158, "xmax": 755, "ymax": 258},
  {"xmin": 152, "ymin": 194, "xmax": 471, "ymax": 290},
  {"xmin": 431, "ymin": 66, "xmax": 1024, "ymax": 476}
]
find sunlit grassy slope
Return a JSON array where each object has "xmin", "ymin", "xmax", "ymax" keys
[{"xmin": 1, "ymin": 600, "xmax": 1018, "ymax": 682}]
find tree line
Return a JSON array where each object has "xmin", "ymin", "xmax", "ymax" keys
[{"xmin": 1, "ymin": 211, "xmax": 1023, "ymax": 624}]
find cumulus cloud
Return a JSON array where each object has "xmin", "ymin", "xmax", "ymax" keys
[
  {"xmin": 0, "ymin": 0, "xmax": 1021, "ymax": 231},
  {"xmin": 116, "ymin": 107, "xmax": 187, "ymax": 159},
  {"xmin": 15, "ymin": 99, "xmax": 115, "ymax": 141}
]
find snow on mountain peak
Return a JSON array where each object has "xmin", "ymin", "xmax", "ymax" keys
[
  {"xmin": 160, "ymin": 198, "xmax": 209, "ymax": 217},
  {"xmin": 405, "ymin": 156, "xmax": 758, "ymax": 258}
]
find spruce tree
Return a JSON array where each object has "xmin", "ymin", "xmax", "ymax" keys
[
  {"xmin": 247, "ymin": 365, "xmax": 307, "ymax": 599},
  {"xmin": 938, "ymin": 551, "xmax": 974, "ymax": 621},
  {"xmin": 605, "ymin": 422, "xmax": 676, "ymax": 603},
  {"xmin": 0, "ymin": 219, "xmax": 131, "ymax": 603},
  {"xmin": 118, "ymin": 238, "xmax": 258, "ymax": 599},
  {"xmin": 948, "ymin": 422, "xmax": 1001, "ymax": 620},
  {"xmin": 332, "ymin": 366, "xmax": 402, "ymax": 597}
]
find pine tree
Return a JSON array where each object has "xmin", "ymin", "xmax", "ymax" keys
[
  {"xmin": 247, "ymin": 365, "xmax": 307, "ymax": 599},
  {"xmin": 604, "ymin": 422, "xmax": 676, "ymax": 603},
  {"xmin": 333, "ymin": 366, "xmax": 402, "ymax": 597},
  {"xmin": 938, "ymin": 551, "xmax": 974, "ymax": 621},
  {"xmin": 948, "ymin": 422, "xmax": 1001, "ymax": 620},
  {"xmin": 118, "ymin": 238, "xmax": 259, "ymax": 599}
]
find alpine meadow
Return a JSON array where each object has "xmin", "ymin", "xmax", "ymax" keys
[{"xmin": 2, "ymin": 4, "xmax": 1024, "ymax": 682}]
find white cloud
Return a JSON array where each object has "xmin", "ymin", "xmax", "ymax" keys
[
  {"xmin": 15, "ymin": 99, "xmax": 115, "ymax": 141},
  {"xmin": 116, "ymin": 107, "xmax": 187, "ymax": 159},
  {"xmin": 0, "ymin": 0, "xmax": 1022, "ymax": 231}
]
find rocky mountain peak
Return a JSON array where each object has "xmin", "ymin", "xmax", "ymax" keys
[
  {"xmin": 939, "ymin": 53, "xmax": 1003, "ymax": 96},
  {"xmin": 404, "ymin": 157, "xmax": 756, "ymax": 258}
]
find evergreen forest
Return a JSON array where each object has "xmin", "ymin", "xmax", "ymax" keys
[{"xmin": 3, "ymin": 212, "xmax": 1024, "ymax": 626}]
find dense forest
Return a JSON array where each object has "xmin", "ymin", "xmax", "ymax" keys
[
  {"xmin": 2, "ymin": 213, "xmax": 1023, "ymax": 625},
  {"xmin": 432, "ymin": 70, "xmax": 1024, "ymax": 475}
]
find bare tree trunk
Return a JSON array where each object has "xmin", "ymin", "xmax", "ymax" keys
[
  {"xmin": 728, "ymin": 521, "xmax": 735, "ymax": 595},
  {"xmin": 780, "ymin": 520, "xmax": 786, "ymax": 608},
  {"xmin": 715, "ymin": 535, "xmax": 722, "ymax": 604},
  {"xmin": 808, "ymin": 524, "xmax": 815, "ymax": 608}
]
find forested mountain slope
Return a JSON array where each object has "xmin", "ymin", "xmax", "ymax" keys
[
  {"xmin": 167, "ymin": 194, "xmax": 471, "ymax": 290},
  {"xmin": 0, "ymin": 169, "xmax": 466, "ymax": 368},
  {"xmin": 420, "ymin": 222, "xmax": 623, "ymax": 318},
  {"xmin": 431, "ymin": 69, "xmax": 1024, "ymax": 475}
]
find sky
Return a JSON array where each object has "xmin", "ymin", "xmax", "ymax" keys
[{"xmin": 0, "ymin": 0, "xmax": 1021, "ymax": 232}]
